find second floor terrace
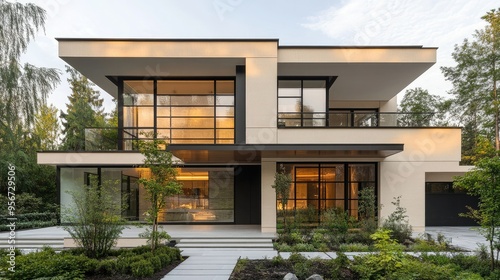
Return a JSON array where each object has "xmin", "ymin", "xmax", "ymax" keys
[{"xmin": 84, "ymin": 111, "xmax": 452, "ymax": 151}]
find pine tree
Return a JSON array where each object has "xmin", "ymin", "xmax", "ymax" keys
[{"xmin": 61, "ymin": 66, "xmax": 105, "ymax": 151}]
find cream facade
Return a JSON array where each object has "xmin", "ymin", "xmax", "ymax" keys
[{"xmin": 38, "ymin": 39, "xmax": 472, "ymax": 232}]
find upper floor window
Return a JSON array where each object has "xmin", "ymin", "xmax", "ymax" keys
[
  {"xmin": 122, "ymin": 79, "xmax": 234, "ymax": 149},
  {"xmin": 278, "ymin": 78, "xmax": 327, "ymax": 127}
]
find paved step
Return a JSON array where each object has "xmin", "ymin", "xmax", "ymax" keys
[
  {"xmin": 0, "ymin": 238, "xmax": 64, "ymax": 249},
  {"xmin": 179, "ymin": 238, "xmax": 273, "ymax": 243},
  {"xmin": 176, "ymin": 237, "xmax": 275, "ymax": 250}
]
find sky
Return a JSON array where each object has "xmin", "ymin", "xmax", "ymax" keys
[{"xmin": 17, "ymin": 0, "xmax": 499, "ymax": 113}]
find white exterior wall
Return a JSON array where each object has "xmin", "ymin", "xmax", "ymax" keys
[
  {"xmin": 246, "ymin": 58, "xmax": 278, "ymax": 144},
  {"xmin": 261, "ymin": 160, "xmax": 277, "ymax": 232}
]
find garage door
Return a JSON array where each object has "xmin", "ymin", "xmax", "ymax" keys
[{"xmin": 425, "ymin": 182, "xmax": 478, "ymax": 226}]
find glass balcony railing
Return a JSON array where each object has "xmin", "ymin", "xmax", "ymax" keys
[
  {"xmin": 277, "ymin": 112, "xmax": 442, "ymax": 128},
  {"xmin": 84, "ymin": 128, "xmax": 120, "ymax": 151}
]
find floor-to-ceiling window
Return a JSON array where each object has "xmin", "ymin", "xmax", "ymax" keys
[
  {"xmin": 160, "ymin": 167, "xmax": 234, "ymax": 223},
  {"xmin": 122, "ymin": 79, "xmax": 234, "ymax": 149},
  {"xmin": 279, "ymin": 163, "xmax": 377, "ymax": 221}
]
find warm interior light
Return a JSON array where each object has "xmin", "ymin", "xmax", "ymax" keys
[{"xmin": 176, "ymin": 175, "xmax": 209, "ymax": 181}]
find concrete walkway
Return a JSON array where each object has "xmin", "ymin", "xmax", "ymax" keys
[
  {"xmin": 425, "ymin": 226, "xmax": 488, "ymax": 251},
  {"xmin": 162, "ymin": 248, "xmax": 278, "ymax": 280}
]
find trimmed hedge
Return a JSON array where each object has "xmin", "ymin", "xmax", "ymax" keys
[
  {"xmin": 0, "ymin": 212, "xmax": 58, "ymax": 231},
  {"xmin": 0, "ymin": 245, "xmax": 182, "ymax": 279}
]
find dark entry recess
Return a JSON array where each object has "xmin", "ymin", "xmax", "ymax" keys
[
  {"xmin": 234, "ymin": 165, "xmax": 261, "ymax": 224},
  {"xmin": 425, "ymin": 182, "xmax": 478, "ymax": 226}
]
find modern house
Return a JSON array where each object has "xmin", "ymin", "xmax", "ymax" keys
[{"xmin": 37, "ymin": 39, "xmax": 474, "ymax": 233}]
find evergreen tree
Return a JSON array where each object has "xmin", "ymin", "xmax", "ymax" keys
[
  {"xmin": 442, "ymin": 8, "xmax": 500, "ymax": 163},
  {"xmin": 61, "ymin": 66, "xmax": 105, "ymax": 151}
]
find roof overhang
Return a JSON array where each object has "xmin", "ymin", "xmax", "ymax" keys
[
  {"xmin": 56, "ymin": 39, "xmax": 436, "ymax": 101},
  {"xmin": 277, "ymin": 46, "xmax": 436, "ymax": 101},
  {"xmin": 167, "ymin": 144, "xmax": 404, "ymax": 164}
]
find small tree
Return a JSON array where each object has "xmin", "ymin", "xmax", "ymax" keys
[
  {"xmin": 272, "ymin": 164, "xmax": 292, "ymax": 230},
  {"xmin": 138, "ymin": 133, "xmax": 182, "ymax": 251},
  {"xmin": 358, "ymin": 186, "xmax": 378, "ymax": 233},
  {"xmin": 63, "ymin": 179, "xmax": 126, "ymax": 258},
  {"xmin": 454, "ymin": 156, "xmax": 500, "ymax": 270}
]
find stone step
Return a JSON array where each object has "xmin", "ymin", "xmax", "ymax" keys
[
  {"xmin": 0, "ymin": 239, "xmax": 62, "ymax": 244},
  {"xmin": 179, "ymin": 238, "xmax": 273, "ymax": 243},
  {"xmin": 177, "ymin": 243, "xmax": 274, "ymax": 248}
]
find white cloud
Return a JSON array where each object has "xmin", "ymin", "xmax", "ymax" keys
[{"xmin": 303, "ymin": 0, "xmax": 498, "ymax": 98}]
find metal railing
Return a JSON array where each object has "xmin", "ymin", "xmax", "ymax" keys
[{"xmin": 277, "ymin": 112, "xmax": 440, "ymax": 128}]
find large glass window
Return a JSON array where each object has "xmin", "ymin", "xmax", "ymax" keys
[
  {"xmin": 278, "ymin": 79, "xmax": 327, "ymax": 127},
  {"xmin": 122, "ymin": 79, "xmax": 234, "ymax": 148},
  {"xmin": 280, "ymin": 163, "xmax": 377, "ymax": 221},
  {"xmin": 161, "ymin": 168, "xmax": 234, "ymax": 223}
]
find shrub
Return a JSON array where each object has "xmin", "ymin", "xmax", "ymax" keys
[
  {"xmin": 95, "ymin": 259, "xmax": 118, "ymax": 275},
  {"xmin": 381, "ymin": 196, "xmax": 412, "ymax": 244},
  {"xmin": 11, "ymin": 248, "xmax": 97, "ymax": 280},
  {"xmin": 62, "ymin": 179, "xmax": 126, "ymax": 258},
  {"xmin": 321, "ymin": 207, "xmax": 351, "ymax": 245},
  {"xmin": 157, "ymin": 253, "xmax": 171, "ymax": 267},
  {"xmin": 358, "ymin": 186, "xmax": 378, "ymax": 234},
  {"xmin": 351, "ymin": 229, "xmax": 404, "ymax": 279},
  {"xmin": 292, "ymin": 243, "xmax": 315, "ymax": 252},
  {"xmin": 150, "ymin": 256, "xmax": 162, "ymax": 272},
  {"xmin": 288, "ymin": 252, "xmax": 307, "ymax": 264},
  {"xmin": 130, "ymin": 259, "xmax": 154, "ymax": 277},
  {"xmin": 339, "ymin": 243, "xmax": 371, "ymax": 252}
]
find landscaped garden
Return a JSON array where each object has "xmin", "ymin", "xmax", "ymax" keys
[{"xmin": 0, "ymin": 245, "xmax": 182, "ymax": 280}]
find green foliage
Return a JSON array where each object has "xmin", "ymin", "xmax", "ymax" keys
[
  {"xmin": 381, "ymin": 196, "xmax": 413, "ymax": 243},
  {"xmin": 0, "ymin": 212, "xmax": 57, "ymax": 231},
  {"xmin": 7, "ymin": 248, "xmax": 97, "ymax": 280},
  {"xmin": 0, "ymin": 1, "xmax": 60, "ymax": 145},
  {"xmin": 441, "ymin": 8, "xmax": 500, "ymax": 163},
  {"xmin": 455, "ymin": 156, "xmax": 500, "ymax": 270},
  {"xmin": 352, "ymin": 229, "xmax": 404, "ymax": 279},
  {"xmin": 130, "ymin": 259, "xmax": 154, "ymax": 277},
  {"xmin": 62, "ymin": 179, "xmax": 126, "ymax": 258},
  {"xmin": 60, "ymin": 65, "xmax": 106, "ymax": 151},
  {"xmin": 320, "ymin": 207, "xmax": 352, "ymax": 245},
  {"xmin": 272, "ymin": 164, "xmax": 292, "ymax": 230},
  {"xmin": 138, "ymin": 133, "xmax": 182, "ymax": 251},
  {"xmin": 398, "ymin": 87, "xmax": 450, "ymax": 127},
  {"xmin": 0, "ymin": 245, "xmax": 181, "ymax": 279},
  {"xmin": 339, "ymin": 243, "xmax": 371, "ymax": 252},
  {"xmin": 358, "ymin": 186, "xmax": 378, "ymax": 234},
  {"xmin": 33, "ymin": 104, "xmax": 60, "ymax": 150}
]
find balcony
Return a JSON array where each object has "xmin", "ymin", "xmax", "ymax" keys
[
  {"xmin": 84, "ymin": 128, "xmax": 120, "ymax": 151},
  {"xmin": 277, "ymin": 112, "xmax": 442, "ymax": 128}
]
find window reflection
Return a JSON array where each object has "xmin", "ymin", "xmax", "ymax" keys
[
  {"xmin": 278, "ymin": 79, "xmax": 327, "ymax": 127},
  {"xmin": 279, "ymin": 163, "xmax": 376, "ymax": 220},
  {"xmin": 122, "ymin": 79, "xmax": 234, "ymax": 147},
  {"xmin": 161, "ymin": 168, "xmax": 234, "ymax": 223}
]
